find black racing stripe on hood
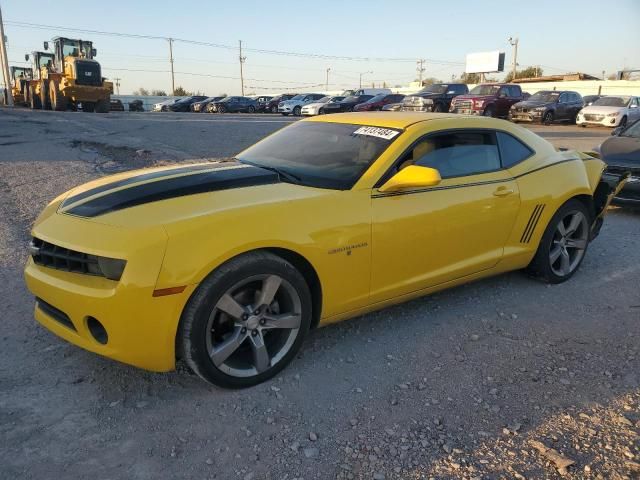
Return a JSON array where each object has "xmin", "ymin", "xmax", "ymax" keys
[
  {"xmin": 65, "ymin": 166, "xmax": 280, "ymax": 218},
  {"xmin": 62, "ymin": 162, "xmax": 238, "ymax": 207}
]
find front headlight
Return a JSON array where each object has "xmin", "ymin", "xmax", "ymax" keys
[
  {"xmin": 606, "ymin": 112, "xmax": 619, "ymax": 117},
  {"xmin": 473, "ymin": 99, "xmax": 485, "ymax": 108},
  {"xmin": 534, "ymin": 107, "xmax": 546, "ymax": 112},
  {"xmin": 423, "ymin": 99, "xmax": 434, "ymax": 104},
  {"xmin": 88, "ymin": 256, "xmax": 127, "ymax": 280}
]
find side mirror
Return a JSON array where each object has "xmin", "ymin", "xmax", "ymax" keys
[
  {"xmin": 379, "ymin": 165, "xmax": 441, "ymax": 193},
  {"xmin": 629, "ymin": 104, "xmax": 638, "ymax": 109},
  {"xmin": 446, "ymin": 90, "xmax": 456, "ymax": 94},
  {"xmin": 24, "ymin": 54, "xmax": 30, "ymax": 61},
  {"xmin": 43, "ymin": 41, "xmax": 48, "ymax": 51},
  {"xmin": 91, "ymin": 48, "xmax": 97, "ymax": 57},
  {"xmin": 498, "ymin": 93, "xmax": 507, "ymax": 98}
]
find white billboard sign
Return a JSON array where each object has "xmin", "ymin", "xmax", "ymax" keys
[{"xmin": 465, "ymin": 51, "xmax": 505, "ymax": 74}]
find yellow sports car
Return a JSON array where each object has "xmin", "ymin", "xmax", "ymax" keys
[{"xmin": 24, "ymin": 113, "xmax": 627, "ymax": 388}]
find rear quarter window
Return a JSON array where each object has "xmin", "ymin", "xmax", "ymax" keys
[{"xmin": 497, "ymin": 132, "xmax": 534, "ymax": 167}]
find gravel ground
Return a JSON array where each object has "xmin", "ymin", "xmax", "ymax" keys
[{"xmin": 0, "ymin": 108, "xmax": 638, "ymax": 480}]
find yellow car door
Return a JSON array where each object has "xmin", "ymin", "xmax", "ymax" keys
[{"xmin": 370, "ymin": 129, "xmax": 521, "ymax": 303}]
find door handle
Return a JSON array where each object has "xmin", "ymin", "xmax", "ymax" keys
[{"xmin": 493, "ymin": 186, "xmax": 514, "ymax": 197}]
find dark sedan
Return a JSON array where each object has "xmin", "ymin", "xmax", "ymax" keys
[
  {"xmin": 322, "ymin": 95, "xmax": 373, "ymax": 114},
  {"xmin": 168, "ymin": 96, "xmax": 209, "ymax": 112},
  {"xmin": 191, "ymin": 96, "xmax": 225, "ymax": 112},
  {"xmin": 353, "ymin": 93, "xmax": 405, "ymax": 112},
  {"xmin": 208, "ymin": 96, "xmax": 259, "ymax": 113},
  {"xmin": 598, "ymin": 120, "xmax": 640, "ymax": 206},
  {"xmin": 509, "ymin": 90, "xmax": 583, "ymax": 124},
  {"xmin": 264, "ymin": 94, "xmax": 297, "ymax": 113}
]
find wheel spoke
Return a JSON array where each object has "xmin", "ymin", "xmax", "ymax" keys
[
  {"xmin": 550, "ymin": 245, "xmax": 563, "ymax": 263},
  {"xmin": 263, "ymin": 313, "xmax": 302, "ymax": 330},
  {"xmin": 566, "ymin": 238, "xmax": 587, "ymax": 250},
  {"xmin": 560, "ymin": 249, "xmax": 571, "ymax": 275},
  {"xmin": 210, "ymin": 326, "xmax": 245, "ymax": 366},
  {"xmin": 249, "ymin": 332, "xmax": 270, "ymax": 373},
  {"xmin": 566, "ymin": 213, "xmax": 583, "ymax": 235},
  {"xmin": 556, "ymin": 220, "xmax": 567, "ymax": 237},
  {"xmin": 216, "ymin": 294, "xmax": 246, "ymax": 320},
  {"xmin": 256, "ymin": 275, "xmax": 282, "ymax": 307}
]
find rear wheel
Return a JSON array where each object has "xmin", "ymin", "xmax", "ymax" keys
[
  {"xmin": 180, "ymin": 251, "xmax": 312, "ymax": 388},
  {"xmin": 49, "ymin": 80, "xmax": 67, "ymax": 111},
  {"xmin": 29, "ymin": 84, "xmax": 41, "ymax": 109},
  {"xmin": 526, "ymin": 199, "xmax": 590, "ymax": 284},
  {"xmin": 95, "ymin": 98, "xmax": 110, "ymax": 113}
]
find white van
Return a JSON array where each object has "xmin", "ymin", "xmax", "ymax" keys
[{"xmin": 349, "ymin": 88, "xmax": 392, "ymax": 96}]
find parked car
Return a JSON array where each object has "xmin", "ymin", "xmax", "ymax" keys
[
  {"xmin": 449, "ymin": 83, "xmax": 523, "ymax": 118},
  {"xmin": 577, "ymin": 96, "xmax": 640, "ymax": 128},
  {"xmin": 168, "ymin": 96, "xmax": 209, "ymax": 112},
  {"xmin": 279, "ymin": 93, "xmax": 326, "ymax": 116},
  {"xmin": 401, "ymin": 83, "xmax": 468, "ymax": 113},
  {"xmin": 354, "ymin": 93, "xmax": 405, "ymax": 112},
  {"xmin": 253, "ymin": 96, "xmax": 274, "ymax": 112},
  {"xmin": 583, "ymin": 95, "xmax": 601, "ymax": 106},
  {"xmin": 597, "ymin": 119, "xmax": 640, "ymax": 206},
  {"xmin": 322, "ymin": 95, "xmax": 373, "ymax": 114},
  {"xmin": 207, "ymin": 96, "xmax": 259, "ymax": 113},
  {"xmin": 128, "ymin": 99, "xmax": 144, "ymax": 112},
  {"xmin": 381, "ymin": 102, "xmax": 403, "ymax": 111},
  {"xmin": 152, "ymin": 98, "xmax": 179, "ymax": 112},
  {"xmin": 509, "ymin": 90, "xmax": 583, "ymax": 124},
  {"xmin": 191, "ymin": 96, "xmax": 224, "ymax": 112},
  {"xmin": 25, "ymin": 113, "xmax": 627, "ymax": 388},
  {"xmin": 109, "ymin": 99, "xmax": 124, "ymax": 112},
  {"xmin": 264, "ymin": 94, "xmax": 297, "ymax": 113},
  {"xmin": 301, "ymin": 96, "xmax": 345, "ymax": 116}
]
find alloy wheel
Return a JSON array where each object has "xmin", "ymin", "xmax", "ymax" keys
[
  {"xmin": 205, "ymin": 274, "xmax": 302, "ymax": 378},
  {"xmin": 549, "ymin": 210, "xmax": 588, "ymax": 277}
]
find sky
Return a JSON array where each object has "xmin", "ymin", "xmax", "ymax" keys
[{"xmin": 3, "ymin": 0, "xmax": 639, "ymax": 96}]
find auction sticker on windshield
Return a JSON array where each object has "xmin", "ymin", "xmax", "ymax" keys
[{"xmin": 353, "ymin": 126, "xmax": 400, "ymax": 140}]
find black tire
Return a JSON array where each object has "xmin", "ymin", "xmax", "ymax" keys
[
  {"xmin": 270, "ymin": 105, "xmax": 278, "ymax": 113},
  {"xmin": 95, "ymin": 98, "xmax": 110, "ymax": 113},
  {"xmin": 49, "ymin": 80, "xmax": 67, "ymax": 111},
  {"xmin": 83, "ymin": 102, "xmax": 95, "ymax": 112},
  {"xmin": 29, "ymin": 84, "xmax": 41, "ymax": 109},
  {"xmin": 525, "ymin": 199, "xmax": 591, "ymax": 284},
  {"xmin": 218, "ymin": 104, "xmax": 227, "ymax": 114},
  {"xmin": 433, "ymin": 103, "xmax": 445, "ymax": 113},
  {"xmin": 179, "ymin": 251, "xmax": 312, "ymax": 388},
  {"xmin": 543, "ymin": 111, "xmax": 554, "ymax": 125},
  {"xmin": 281, "ymin": 112, "xmax": 289, "ymax": 116},
  {"xmin": 482, "ymin": 105, "xmax": 494, "ymax": 117},
  {"xmin": 40, "ymin": 80, "xmax": 50, "ymax": 110},
  {"xmin": 247, "ymin": 105, "xmax": 255, "ymax": 113},
  {"xmin": 293, "ymin": 106, "xmax": 301, "ymax": 116}
]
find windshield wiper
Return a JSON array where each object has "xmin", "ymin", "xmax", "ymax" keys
[{"xmin": 236, "ymin": 160, "xmax": 303, "ymax": 184}]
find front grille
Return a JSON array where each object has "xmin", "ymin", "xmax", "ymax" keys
[
  {"xmin": 584, "ymin": 114, "xmax": 604, "ymax": 121},
  {"xmin": 515, "ymin": 106, "xmax": 529, "ymax": 113},
  {"xmin": 30, "ymin": 237, "xmax": 101, "ymax": 276},
  {"xmin": 75, "ymin": 60, "xmax": 102, "ymax": 86},
  {"xmin": 36, "ymin": 298, "xmax": 76, "ymax": 331},
  {"xmin": 453, "ymin": 100, "xmax": 473, "ymax": 110}
]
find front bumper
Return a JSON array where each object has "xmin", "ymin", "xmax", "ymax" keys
[
  {"xmin": 576, "ymin": 115, "xmax": 622, "ymax": 127},
  {"xmin": 449, "ymin": 106, "xmax": 482, "ymax": 115},
  {"xmin": 613, "ymin": 174, "xmax": 640, "ymax": 206},
  {"xmin": 278, "ymin": 104, "xmax": 294, "ymax": 113},
  {"xmin": 23, "ymin": 209, "xmax": 194, "ymax": 372},
  {"xmin": 401, "ymin": 105, "xmax": 434, "ymax": 112},
  {"xmin": 301, "ymin": 106, "xmax": 319, "ymax": 116},
  {"xmin": 509, "ymin": 111, "xmax": 544, "ymax": 123}
]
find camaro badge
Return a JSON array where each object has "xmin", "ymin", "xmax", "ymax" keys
[{"xmin": 328, "ymin": 242, "xmax": 368, "ymax": 256}]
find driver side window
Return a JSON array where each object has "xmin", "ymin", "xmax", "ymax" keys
[{"xmin": 397, "ymin": 131, "xmax": 501, "ymax": 178}]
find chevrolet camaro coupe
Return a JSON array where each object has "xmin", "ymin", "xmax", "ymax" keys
[{"xmin": 25, "ymin": 113, "xmax": 627, "ymax": 388}]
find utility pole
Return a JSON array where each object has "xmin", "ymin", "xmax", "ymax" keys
[
  {"xmin": 168, "ymin": 38, "xmax": 175, "ymax": 95},
  {"xmin": 508, "ymin": 36, "xmax": 519, "ymax": 81},
  {"xmin": 239, "ymin": 40, "xmax": 246, "ymax": 96},
  {"xmin": 325, "ymin": 67, "xmax": 330, "ymax": 92},
  {"xmin": 416, "ymin": 58, "xmax": 426, "ymax": 85},
  {"xmin": 113, "ymin": 77, "xmax": 121, "ymax": 95},
  {"xmin": 0, "ymin": 3, "xmax": 13, "ymax": 106},
  {"xmin": 359, "ymin": 71, "xmax": 372, "ymax": 89}
]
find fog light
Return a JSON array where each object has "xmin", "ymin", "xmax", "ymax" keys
[
  {"xmin": 86, "ymin": 316, "xmax": 108, "ymax": 345},
  {"xmin": 611, "ymin": 118, "xmax": 616, "ymax": 124}
]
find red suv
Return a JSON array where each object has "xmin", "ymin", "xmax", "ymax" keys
[{"xmin": 449, "ymin": 83, "xmax": 523, "ymax": 118}]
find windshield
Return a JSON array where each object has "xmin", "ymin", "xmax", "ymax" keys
[
  {"xmin": 236, "ymin": 122, "xmax": 401, "ymax": 190},
  {"xmin": 422, "ymin": 84, "xmax": 448, "ymax": 94},
  {"xmin": 366, "ymin": 94, "xmax": 387, "ymax": 103},
  {"xmin": 621, "ymin": 120, "xmax": 640, "ymax": 138},
  {"xmin": 529, "ymin": 91, "xmax": 560, "ymax": 102},
  {"xmin": 469, "ymin": 85, "xmax": 500, "ymax": 96},
  {"xmin": 61, "ymin": 39, "xmax": 93, "ymax": 58},
  {"xmin": 290, "ymin": 94, "xmax": 306, "ymax": 101},
  {"xmin": 12, "ymin": 68, "xmax": 32, "ymax": 79},
  {"xmin": 593, "ymin": 96, "xmax": 630, "ymax": 107}
]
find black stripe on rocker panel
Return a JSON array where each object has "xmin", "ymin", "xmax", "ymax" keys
[
  {"xmin": 66, "ymin": 166, "xmax": 280, "ymax": 218},
  {"xmin": 61, "ymin": 162, "xmax": 240, "ymax": 208}
]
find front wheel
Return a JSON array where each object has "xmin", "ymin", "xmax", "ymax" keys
[
  {"xmin": 543, "ymin": 111, "xmax": 554, "ymax": 125},
  {"xmin": 482, "ymin": 105, "xmax": 494, "ymax": 117},
  {"xmin": 49, "ymin": 80, "xmax": 67, "ymax": 111},
  {"xmin": 247, "ymin": 105, "xmax": 255, "ymax": 113},
  {"xmin": 293, "ymin": 106, "xmax": 301, "ymax": 116},
  {"xmin": 29, "ymin": 84, "xmax": 41, "ymax": 109},
  {"xmin": 270, "ymin": 105, "xmax": 278, "ymax": 113},
  {"xmin": 526, "ymin": 199, "xmax": 590, "ymax": 284},
  {"xmin": 433, "ymin": 103, "xmax": 445, "ymax": 113},
  {"xmin": 179, "ymin": 251, "xmax": 312, "ymax": 388},
  {"xmin": 95, "ymin": 98, "xmax": 110, "ymax": 113}
]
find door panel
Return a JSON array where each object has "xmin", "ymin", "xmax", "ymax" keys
[{"xmin": 370, "ymin": 171, "xmax": 520, "ymax": 303}]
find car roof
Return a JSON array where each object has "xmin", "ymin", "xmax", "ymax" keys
[{"xmin": 307, "ymin": 112, "xmax": 462, "ymax": 128}]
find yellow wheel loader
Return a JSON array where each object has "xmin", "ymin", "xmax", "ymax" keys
[{"xmin": 9, "ymin": 66, "xmax": 33, "ymax": 106}]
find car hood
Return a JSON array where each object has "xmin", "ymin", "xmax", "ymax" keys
[
  {"xmin": 46, "ymin": 162, "xmax": 327, "ymax": 228},
  {"xmin": 303, "ymin": 102, "xmax": 324, "ymax": 109},
  {"xmin": 513, "ymin": 100, "xmax": 554, "ymax": 108},
  {"xmin": 581, "ymin": 105, "xmax": 626, "ymax": 114},
  {"xmin": 600, "ymin": 136, "xmax": 640, "ymax": 169},
  {"xmin": 453, "ymin": 94, "xmax": 495, "ymax": 102},
  {"xmin": 282, "ymin": 99, "xmax": 303, "ymax": 106}
]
